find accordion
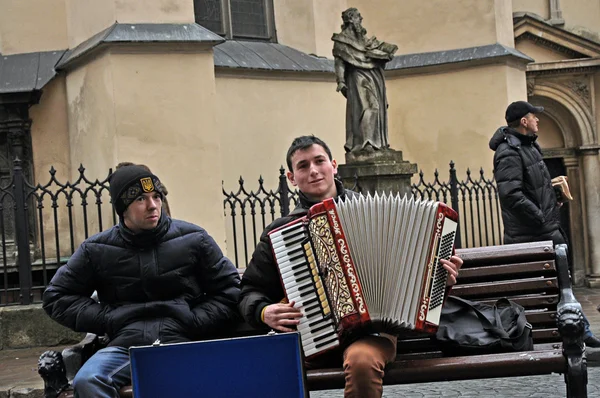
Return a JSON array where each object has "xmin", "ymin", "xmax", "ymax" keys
[{"xmin": 268, "ymin": 193, "xmax": 458, "ymax": 359}]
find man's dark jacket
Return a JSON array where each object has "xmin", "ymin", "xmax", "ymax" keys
[
  {"xmin": 239, "ymin": 180, "xmax": 355, "ymax": 328},
  {"xmin": 489, "ymin": 127, "xmax": 563, "ymax": 244},
  {"xmin": 43, "ymin": 214, "xmax": 240, "ymax": 348}
]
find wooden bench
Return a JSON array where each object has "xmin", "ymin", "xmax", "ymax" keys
[{"xmin": 39, "ymin": 241, "xmax": 588, "ymax": 397}]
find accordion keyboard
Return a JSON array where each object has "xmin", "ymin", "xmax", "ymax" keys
[{"xmin": 270, "ymin": 223, "xmax": 340, "ymax": 357}]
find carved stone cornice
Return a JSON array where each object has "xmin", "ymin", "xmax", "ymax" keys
[
  {"xmin": 526, "ymin": 58, "xmax": 600, "ymax": 77},
  {"xmin": 544, "ymin": 148, "xmax": 576, "ymax": 159},
  {"xmin": 514, "ymin": 14, "xmax": 600, "ymax": 58},
  {"xmin": 577, "ymin": 145, "xmax": 600, "ymax": 155},
  {"xmin": 517, "ymin": 32, "xmax": 586, "ymax": 58}
]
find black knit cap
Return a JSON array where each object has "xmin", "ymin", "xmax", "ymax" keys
[{"xmin": 109, "ymin": 165, "xmax": 163, "ymax": 216}]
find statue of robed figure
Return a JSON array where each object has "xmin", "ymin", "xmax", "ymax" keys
[{"xmin": 332, "ymin": 8, "xmax": 398, "ymax": 153}]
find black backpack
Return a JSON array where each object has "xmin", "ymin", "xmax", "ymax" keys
[{"xmin": 434, "ymin": 295, "xmax": 534, "ymax": 355}]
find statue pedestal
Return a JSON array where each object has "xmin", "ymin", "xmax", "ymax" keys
[{"xmin": 337, "ymin": 148, "xmax": 418, "ymax": 196}]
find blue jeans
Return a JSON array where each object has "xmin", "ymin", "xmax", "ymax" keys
[
  {"xmin": 73, "ymin": 346, "xmax": 131, "ymax": 398},
  {"xmin": 583, "ymin": 314, "xmax": 594, "ymax": 339}
]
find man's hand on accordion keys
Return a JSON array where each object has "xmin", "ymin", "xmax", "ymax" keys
[
  {"xmin": 442, "ymin": 255, "xmax": 463, "ymax": 287},
  {"xmin": 262, "ymin": 301, "xmax": 303, "ymax": 332}
]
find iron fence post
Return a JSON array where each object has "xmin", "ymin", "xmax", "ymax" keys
[
  {"xmin": 278, "ymin": 167, "xmax": 290, "ymax": 216},
  {"xmin": 449, "ymin": 161, "xmax": 462, "ymax": 248},
  {"xmin": 13, "ymin": 157, "xmax": 32, "ymax": 305}
]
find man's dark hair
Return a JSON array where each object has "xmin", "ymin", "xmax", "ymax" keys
[
  {"xmin": 286, "ymin": 136, "xmax": 333, "ymax": 171},
  {"xmin": 507, "ymin": 118, "xmax": 522, "ymax": 128}
]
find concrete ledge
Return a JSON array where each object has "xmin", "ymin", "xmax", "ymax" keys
[{"xmin": 0, "ymin": 305, "xmax": 83, "ymax": 350}]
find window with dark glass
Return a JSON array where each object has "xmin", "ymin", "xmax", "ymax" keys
[
  {"xmin": 193, "ymin": 0, "xmax": 275, "ymax": 41},
  {"xmin": 194, "ymin": 0, "xmax": 224, "ymax": 35}
]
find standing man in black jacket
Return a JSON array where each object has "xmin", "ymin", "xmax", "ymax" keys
[
  {"xmin": 490, "ymin": 100, "xmax": 600, "ymax": 347},
  {"xmin": 239, "ymin": 135, "xmax": 463, "ymax": 398},
  {"xmin": 43, "ymin": 165, "xmax": 241, "ymax": 397}
]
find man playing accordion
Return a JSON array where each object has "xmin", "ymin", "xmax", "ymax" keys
[{"xmin": 239, "ymin": 135, "xmax": 462, "ymax": 398}]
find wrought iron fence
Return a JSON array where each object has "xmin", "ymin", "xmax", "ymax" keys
[
  {"xmin": 2, "ymin": 161, "xmax": 502, "ymax": 306},
  {"xmin": 0, "ymin": 161, "xmax": 113, "ymax": 306},
  {"xmin": 223, "ymin": 162, "xmax": 503, "ymax": 268}
]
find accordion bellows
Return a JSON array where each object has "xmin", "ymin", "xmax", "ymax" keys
[{"xmin": 269, "ymin": 193, "xmax": 458, "ymax": 358}]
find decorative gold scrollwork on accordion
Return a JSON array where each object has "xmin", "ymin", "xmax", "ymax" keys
[{"xmin": 308, "ymin": 214, "xmax": 356, "ymax": 324}]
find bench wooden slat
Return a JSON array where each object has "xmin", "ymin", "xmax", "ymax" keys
[
  {"xmin": 475, "ymin": 294, "xmax": 559, "ymax": 309},
  {"xmin": 458, "ymin": 260, "xmax": 556, "ymax": 282},
  {"xmin": 453, "ymin": 277, "xmax": 558, "ymax": 298},
  {"xmin": 525, "ymin": 311, "xmax": 557, "ymax": 326},
  {"xmin": 456, "ymin": 241, "xmax": 554, "ymax": 267},
  {"xmin": 532, "ymin": 328, "xmax": 561, "ymax": 342},
  {"xmin": 306, "ymin": 349, "xmax": 564, "ymax": 390}
]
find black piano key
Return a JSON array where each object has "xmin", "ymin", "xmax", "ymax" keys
[
  {"xmin": 301, "ymin": 297, "xmax": 319, "ymax": 307},
  {"xmin": 280, "ymin": 224, "xmax": 304, "ymax": 236},
  {"xmin": 304, "ymin": 303, "xmax": 321, "ymax": 313},
  {"xmin": 313, "ymin": 331, "xmax": 335, "ymax": 343},
  {"xmin": 279, "ymin": 229, "xmax": 306, "ymax": 242},
  {"xmin": 288, "ymin": 252, "xmax": 305, "ymax": 262},
  {"xmin": 315, "ymin": 335, "xmax": 339, "ymax": 349},
  {"xmin": 310, "ymin": 322, "xmax": 332, "ymax": 334},
  {"xmin": 296, "ymin": 274, "xmax": 312, "ymax": 283}
]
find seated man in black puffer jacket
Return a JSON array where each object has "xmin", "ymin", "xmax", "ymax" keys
[{"xmin": 42, "ymin": 165, "xmax": 241, "ymax": 397}]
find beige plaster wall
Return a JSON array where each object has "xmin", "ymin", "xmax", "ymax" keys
[
  {"xmin": 0, "ymin": 0, "xmax": 68, "ymax": 55},
  {"xmin": 110, "ymin": 50, "xmax": 224, "ymax": 245},
  {"xmin": 313, "ymin": 0, "xmax": 349, "ymax": 57},
  {"xmin": 216, "ymin": 73, "xmax": 345, "ymax": 190},
  {"xmin": 114, "ymin": 0, "xmax": 194, "ymax": 25},
  {"xmin": 215, "ymin": 73, "xmax": 344, "ymax": 264},
  {"xmin": 386, "ymin": 64, "xmax": 527, "ymax": 179},
  {"xmin": 66, "ymin": 53, "xmax": 117, "ymax": 180},
  {"xmin": 64, "ymin": 48, "xmax": 224, "ymax": 247},
  {"xmin": 512, "ymin": 0, "xmax": 549, "ymax": 19},
  {"xmin": 66, "ymin": 0, "xmax": 115, "ymax": 48},
  {"xmin": 514, "ymin": 0, "xmax": 600, "ymax": 43},
  {"xmin": 385, "ymin": 64, "xmax": 526, "ymax": 248},
  {"xmin": 29, "ymin": 76, "xmax": 72, "ymax": 259},
  {"xmin": 506, "ymin": 62, "xmax": 529, "ymax": 102},
  {"xmin": 31, "ymin": 77, "xmax": 71, "ymax": 178},
  {"xmin": 561, "ymin": 0, "xmax": 600, "ymax": 43},
  {"xmin": 65, "ymin": 52, "xmax": 118, "ymax": 245},
  {"xmin": 495, "ymin": 0, "xmax": 516, "ymax": 48},
  {"xmin": 347, "ymin": 0, "xmax": 510, "ymax": 55},
  {"xmin": 516, "ymin": 39, "xmax": 573, "ymax": 62},
  {"xmin": 273, "ymin": 0, "xmax": 348, "ymax": 57},
  {"xmin": 273, "ymin": 0, "xmax": 317, "ymax": 55},
  {"xmin": 66, "ymin": 0, "xmax": 194, "ymax": 48}
]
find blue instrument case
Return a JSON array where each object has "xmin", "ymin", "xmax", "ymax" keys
[{"xmin": 129, "ymin": 332, "xmax": 308, "ymax": 398}]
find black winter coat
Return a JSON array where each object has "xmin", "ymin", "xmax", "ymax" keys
[
  {"xmin": 489, "ymin": 127, "xmax": 562, "ymax": 244},
  {"xmin": 239, "ymin": 180, "xmax": 355, "ymax": 328},
  {"xmin": 43, "ymin": 214, "xmax": 240, "ymax": 348}
]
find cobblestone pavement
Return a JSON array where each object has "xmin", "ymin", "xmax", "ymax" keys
[{"xmin": 310, "ymin": 367, "xmax": 600, "ymax": 397}]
